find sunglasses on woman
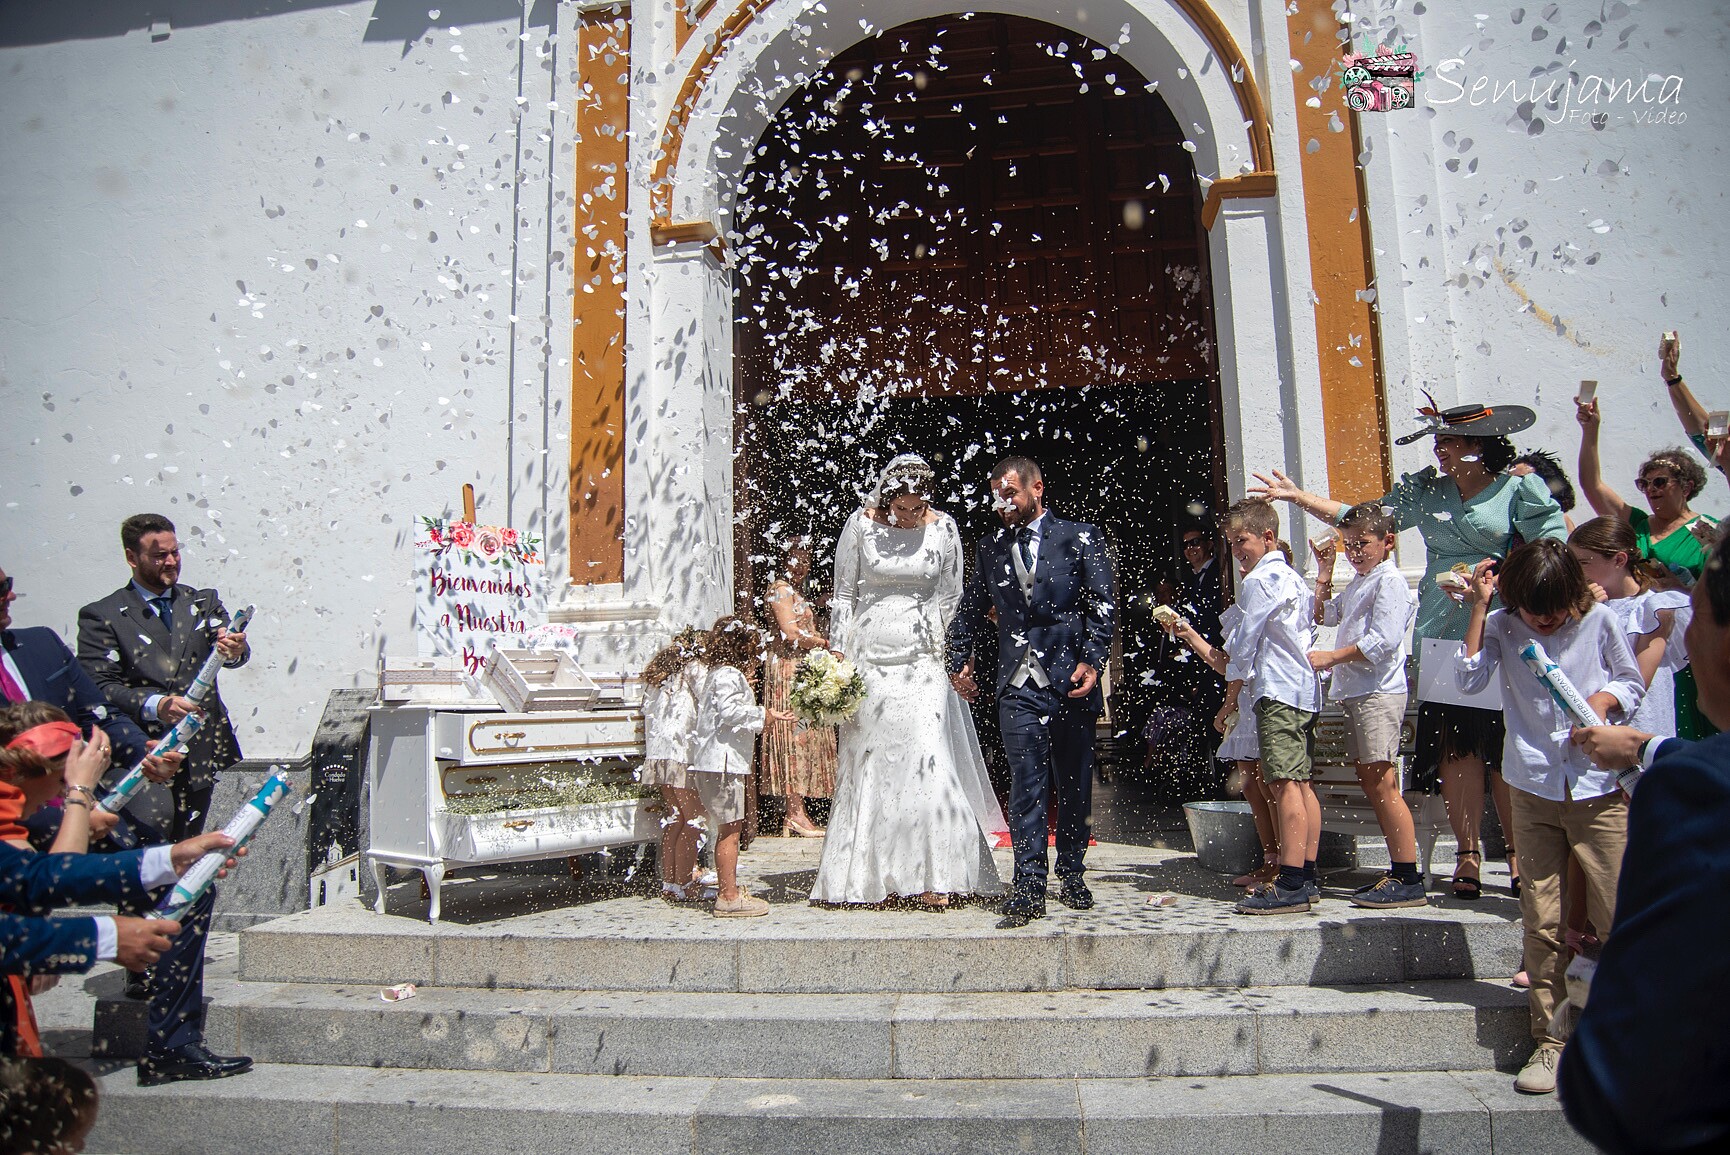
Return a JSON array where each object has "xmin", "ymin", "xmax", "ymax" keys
[{"xmin": 1635, "ymin": 475, "xmax": 1676, "ymax": 493}]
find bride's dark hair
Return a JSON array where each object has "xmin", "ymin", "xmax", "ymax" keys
[{"xmin": 875, "ymin": 458, "xmax": 935, "ymax": 513}]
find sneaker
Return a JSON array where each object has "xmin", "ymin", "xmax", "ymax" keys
[
  {"xmin": 1350, "ymin": 874, "xmax": 1429, "ymax": 909},
  {"xmin": 713, "ymin": 893, "xmax": 770, "ymax": 918},
  {"xmin": 1514, "ymin": 1043, "xmax": 1562, "ymax": 1094},
  {"xmin": 1236, "ymin": 880, "xmax": 1312, "ymax": 915},
  {"xmin": 1304, "ymin": 879, "xmax": 1322, "ymax": 904}
]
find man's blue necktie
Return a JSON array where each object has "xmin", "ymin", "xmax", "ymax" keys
[{"xmin": 152, "ymin": 595, "xmax": 174, "ymax": 634}]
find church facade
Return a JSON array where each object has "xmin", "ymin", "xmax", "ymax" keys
[{"xmin": 2, "ymin": 0, "xmax": 1721, "ymax": 757}]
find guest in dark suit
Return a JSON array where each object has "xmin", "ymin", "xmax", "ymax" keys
[
  {"xmin": 2, "ymin": 839, "xmax": 164, "ymax": 977},
  {"xmin": 948, "ymin": 456, "xmax": 1116, "ymax": 929},
  {"xmin": 77, "ymin": 514, "xmax": 250, "ymax": 841},
  {"xmin": 1560, "ymin": 535, "xmax": 1730, "ymax": 1153},
  {"xmin": 2, "ymin": 563, "xmax": 149, "ymax": 763}
]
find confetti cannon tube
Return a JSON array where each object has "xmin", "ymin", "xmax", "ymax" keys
[
  {"xmin": 1519, "ymin": 641, "xmax": 1605, "ymax": 727},
  {"xmin": 185, "ymin": 604, "xmax": 254, "ymax": 708},
  {"xmin": 149, "ymin": 769, "xmax": 292, "ymax": 922},
  {"xmin": 97, "ymin": 713, "xmax": 205, "ymax": 815}
]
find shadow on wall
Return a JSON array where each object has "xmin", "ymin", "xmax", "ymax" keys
[{"xmin": 0, "ymin": 0, "xmax": 554, "ymax": 50}]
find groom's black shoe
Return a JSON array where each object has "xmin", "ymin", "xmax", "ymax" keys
[
  {"xmin": 996, "ymin": 895, "xmax": 1046, "ymax": 929},
  {"xmin": 1057, "ymin": 877, "xmax": 1094, "ymax": 910}
]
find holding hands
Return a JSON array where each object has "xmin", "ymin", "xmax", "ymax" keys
[
  {"xmin": 140, "ymin": 747, "xmax": 185, "ymax": 785},
  {"xmin": 1659, "ymin": 330, "xmax": 1681, "ymax": 382},
  {"xmin": 215, "ymin": 626, "xmax": 247, "ymax": 662},
  {"xmin": 156, "ymin": 695, "xmax": 202, "ymax": 726},
  {"xmin": 1310, "ymin": 534, "xmax": 1338, "ymax": 578},
  {"xmin": 1465, "ymin": 559, "xmax": 1499, "ymax": 607}
]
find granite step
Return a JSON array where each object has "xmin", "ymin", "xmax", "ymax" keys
[
  {"xmin": 237, "ymin": 889, "xmax": 1523, "ymax": 994},
  {"xmin": 97, "ymin": 962, "xmax": 1532, "ymax": 1078},
  {"xmin": 82, "ymin": 1063, "xmax": 1591, "ymax": 1155}
]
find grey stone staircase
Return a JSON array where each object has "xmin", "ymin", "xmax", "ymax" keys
[{"xmin": 80, "ymin": 841, "xmax": 1590, "ymax": 1154}]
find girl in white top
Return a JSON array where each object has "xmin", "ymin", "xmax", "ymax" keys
[
  {"xmin": 1567, "ymin": 517, "xmax": 1691, "ymax": 734},
  {"xmin": 690, "ymin": 617, "xmax": 795, "ymax": 918},
  {"xmin": 640, "ymin": 629, "xmax": 705, "ymax": 902}
]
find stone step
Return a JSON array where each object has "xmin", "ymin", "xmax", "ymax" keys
[
  {"xmin": 238, "ymin": 881, "xmax": 1523, "ymax": 994},
  {"xmin": 98, "ymin": 956, "xmax": 1532, "ymax": 1078},
  {"xmin": 83, "ymin": 1063, "xmax": 1590, "ymax": 1155}
]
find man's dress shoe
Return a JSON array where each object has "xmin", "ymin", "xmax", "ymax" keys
[
  {"xmin": 1057, "ymin": 878, "xmax": 1094, "ymax": 910},
  {"xmin": 123, "ymin": 971, "xmax": 150, "ymax": 1001},
  {"xmin": 996, "ymin": 896, "xmax": 1046, "ymax": 929},
  {"xmin": 137, "ymin": 1042, "xmax": 254, "ymax": 1087}
]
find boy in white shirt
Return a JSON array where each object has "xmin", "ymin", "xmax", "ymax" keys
[
  {"xmin": 1310, "ymin": 502, "xmax": 1424, "ymax": 908},
  {"xmin": 1224, "ymin": 499, "xmax": 1325, "ymax": 914}
]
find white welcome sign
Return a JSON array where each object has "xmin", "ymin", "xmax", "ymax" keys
[{"xmin": 413, "ymin": 516, "xmax": 546, "ymax": 675}]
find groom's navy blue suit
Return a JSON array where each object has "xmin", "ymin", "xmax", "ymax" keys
[{"xmin": 948, "ymin": 512, "xmax": 1115, "ymax": 897}]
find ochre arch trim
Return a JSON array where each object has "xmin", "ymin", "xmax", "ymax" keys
[{"xmin": 649, "ymin": 0, "xmax": 1277, "ymax": 233}]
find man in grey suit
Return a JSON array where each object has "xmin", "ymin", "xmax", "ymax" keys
[{"xmin": 77, "ymin": 513, "xmax": 251, "ymax": 841}]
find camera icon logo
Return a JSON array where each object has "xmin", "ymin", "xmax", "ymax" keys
[{"xmin": 1341, "ymin": 51, "xmax": 1418, "ymax": 113}]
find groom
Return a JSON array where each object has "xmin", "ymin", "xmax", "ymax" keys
[{"xmin": 948, "ymin": 456, "xmax": 1116, "ymax": 929}]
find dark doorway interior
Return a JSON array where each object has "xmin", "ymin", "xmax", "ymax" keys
[
  {"xmin": 732, "ymin": 13, "xmax": 1229, "ymax": 795},
  {"xmin": 740, "ymin": 379, "xmax": 1222, "ymax": 792}
]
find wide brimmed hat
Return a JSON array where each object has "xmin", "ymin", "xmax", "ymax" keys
[{"xmin": 1394, "ymin": 395, "xmax": 1537, "ymax": 445}]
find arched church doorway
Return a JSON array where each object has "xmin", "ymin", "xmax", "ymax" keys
[{"xmin": 732, "ymin": 12, "xmax": 1227, "ymax": 780}]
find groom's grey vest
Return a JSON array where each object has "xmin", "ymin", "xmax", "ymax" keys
[{"xmin": 1008, "ymin": 535, "xmax": 1051, "ymax": 689}]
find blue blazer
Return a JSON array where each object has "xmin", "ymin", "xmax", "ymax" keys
[
  {"xmin": 1559, "ymin": 731, "xmax": 1730, "ymax": 1152},
  {"xmin": 3, "ymin": 625, "xmax": 150, "ymax": 767},
  {"xmin": 947, "ymin": 513, "xmax": 1116, "ymax": 713},
  {"xmin": 0, "ymin": 840, "xmax": 150, "ymax": 976}
]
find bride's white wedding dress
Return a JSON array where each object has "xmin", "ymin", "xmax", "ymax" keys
[{"xmin": 809, "ymin": 506, "xmax": 1005, "ymax": 904}]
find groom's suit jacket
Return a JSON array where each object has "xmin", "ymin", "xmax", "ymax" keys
[
  {"xmin": 77, "ymin": 582, "xmax": 248, "ymax": 793},
  {"xmin": 947, "ymin": 513, "xmax": 1116, "ymax": 714}
]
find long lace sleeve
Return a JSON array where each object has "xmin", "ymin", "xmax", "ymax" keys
[
  {"xmin": 829, "ymin": 511, "xmax": 864, "ymax": 654},
  {"xmin": 936, "ymin": 515, "xmax": 964, "ymax": 629}
]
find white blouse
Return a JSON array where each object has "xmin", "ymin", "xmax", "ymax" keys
[
  {"xmin": 690, "ymin": 664, "xmax": 765, "ymax": 777},
  {"xmin": 642, "ymin": 663, "xmax": 699, "ymax": 765}
]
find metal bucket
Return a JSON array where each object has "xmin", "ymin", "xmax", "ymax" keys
[
  {"xmin": 1183, "ymin": 801, "xmax": 1261, "ymax": 875},
  {"xmin": 1183, "ymin": 800, "xmax": 1362, "ymax": 874}
]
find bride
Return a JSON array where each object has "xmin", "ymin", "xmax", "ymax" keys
[{"xmin": 809, "ymin": 454, "xmax": 1006, "ymax": 908}]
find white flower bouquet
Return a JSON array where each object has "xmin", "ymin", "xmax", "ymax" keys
[{"xmin": 788, "ymin": 649, "xmax": 867, "ymax": 727}]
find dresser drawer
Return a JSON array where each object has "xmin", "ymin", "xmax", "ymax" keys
[
  {"xmin": 433, "ymin": 710, "xmax": 644, "ymax": 765},
  {"xmin": 434, "ymin": 798, "xmax": 658, "ymax": 864}
]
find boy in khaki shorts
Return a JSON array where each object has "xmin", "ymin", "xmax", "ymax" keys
[
  {"xmin": 1224, "ymin": 499, "xmax": 1325, "ymax": 915},
  {"xmin": 1309, "ymin": 502, "xmax": 1425, "ymax": 908}
]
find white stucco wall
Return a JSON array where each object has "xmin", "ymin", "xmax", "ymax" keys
[{"xmin": 0, "ymin": 3, "xmax": 572, "ymax": 757}]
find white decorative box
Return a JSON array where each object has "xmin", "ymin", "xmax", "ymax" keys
[
  {"xmin": 484, "ymin": 648, "xmax": 599, "ymax": 712},
  {"xmin": 380, "ymin": 656, "xmax": 493, "ymax": 704}
]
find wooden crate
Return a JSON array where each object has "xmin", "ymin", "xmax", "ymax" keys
[{"xmin": 484, "ymin": 648, "xmax": 599, "ymax": 712}]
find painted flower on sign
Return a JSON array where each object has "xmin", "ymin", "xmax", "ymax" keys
[{"xmin": 417, "ymin": 517, "xmax": 543, "ymax": 566}]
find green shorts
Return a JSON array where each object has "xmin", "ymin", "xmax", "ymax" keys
[{"xmin": 1255, "ymin": 698, "xmax": 1316, "ymax": 783}]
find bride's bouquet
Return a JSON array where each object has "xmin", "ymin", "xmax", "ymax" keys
[{"xmin": 788, "ymin": 649, "xmax": 867, "ymax": 727}]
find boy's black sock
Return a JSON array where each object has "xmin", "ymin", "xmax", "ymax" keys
[
  {"xmin": 1277, "ymin": 864, "xmax": 1306, "ymax": 890},
  {"xmin": 1391, "ymin": 860, "xmax": 1422, "ymax": 885},
  {"xmin": 1303, "ymin": 859, "xmax": 1317, "ymax": 882}
]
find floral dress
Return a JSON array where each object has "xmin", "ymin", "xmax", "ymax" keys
[{"xmin": 761, "ymin": 580, "xmax": 838, "ymax": 798}]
